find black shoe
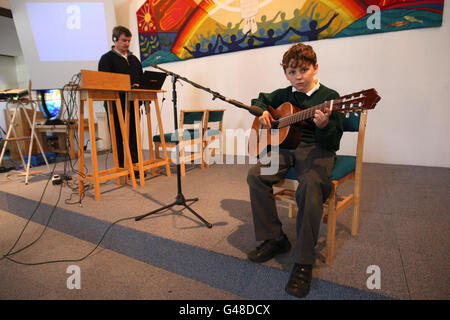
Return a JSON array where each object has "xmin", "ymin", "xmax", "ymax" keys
[
  {"xmin": 285, "ymin": 263, "xmax": 312, "ymax": 298},
  {"xmin": 247, "ymin": 235, "xmax": 291, "ymax": 263}
]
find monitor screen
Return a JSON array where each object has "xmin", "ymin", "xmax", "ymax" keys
[{"xmin": 35, "ymin": 89, "xmax": 63, "ymax": 121}]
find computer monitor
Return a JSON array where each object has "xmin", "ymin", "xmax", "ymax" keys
[{"xmin": 35, "ymin": 89, "xmax": 63, "ymax": 124}]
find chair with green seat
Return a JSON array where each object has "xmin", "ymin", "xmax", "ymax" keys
[
  {"xmin": 203, "ymin": 109, "xmax": 225, "ymax": 167},
  {"xmin": 153, "ymin": 109, "xmax": 206, "ymax": 176},
  {"xmin": 273, "ymin": 110, "xmax": 368, "ymax": 264}
]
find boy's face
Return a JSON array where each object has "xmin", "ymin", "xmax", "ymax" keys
[{"xmin": 284, "ymin": 60, "xmax": 318, "ymax": 93}]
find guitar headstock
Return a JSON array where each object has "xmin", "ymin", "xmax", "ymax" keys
[{"xmin": 333, "ymin": 88, "xmax": 381, "ymax": 113}]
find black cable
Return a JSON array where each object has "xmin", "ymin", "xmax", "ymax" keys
[
  {"xmin": 1, "ymin": 73, "xmax": 177, "ymax": 267},
  {"xmin": 4, "ymin": 215, "xmax": 139, "ymax": 266},
  {"xmin": 0, "ymin": 72, "xmax": 84, "ymax": 260},
  {"xmin": 0, "ymin": 159, "xmax": 58, "ymax": 260}
]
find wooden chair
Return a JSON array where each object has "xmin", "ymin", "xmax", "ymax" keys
[
  {"xmin": 273, "ymin": 110, "xmax": 368, "ymax": 264},
  {"xmin": 203, "ymin": 109, "xmax": 225, "ymax": 167},
  {"xmin": 153, "ymin": 109, "xmax": 206, "ymax": 176}
]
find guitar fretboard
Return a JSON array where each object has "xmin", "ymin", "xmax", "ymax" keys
[{"xmin": 277, "ymin": 100, "xmax": 335, "ymax": 129}]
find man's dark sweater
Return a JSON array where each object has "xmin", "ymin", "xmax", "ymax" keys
[
  {"xmin": 251, "ymin": 84, "xmax": 344, "ymax": 151},
  {"xmin": 98, "ymin": 49, "xmax": 143, "ymax": 85}
]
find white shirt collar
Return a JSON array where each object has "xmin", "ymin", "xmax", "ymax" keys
[
  {"xmin": 292, "ymin": 78, "xmax": 320, "ymax": 96},
  {"xmin": 113, "ymin": 47, "xmax": 129, "ymax": 60}
]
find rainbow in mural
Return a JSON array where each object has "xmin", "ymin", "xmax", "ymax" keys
[{"xmin": 136, "ymin": 0, "xmax": 444, "ymax": 66}]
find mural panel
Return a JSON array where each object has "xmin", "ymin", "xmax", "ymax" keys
[{"xmin": 136, "ymin": 0, "xmax": 444, "ymax": 66}]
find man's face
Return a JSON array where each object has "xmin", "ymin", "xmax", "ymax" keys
[
  {"xmin": 284, "ymin": 60, "xmax": 318, "ymax": 93},
  {"xmin": 115, "ymin": 34, "xmax": 131, "ymax": 55}
]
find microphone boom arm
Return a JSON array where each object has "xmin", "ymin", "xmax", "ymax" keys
[{"xmin": 151, "ymin": 64, "xmax": 262, "ymax": 116}]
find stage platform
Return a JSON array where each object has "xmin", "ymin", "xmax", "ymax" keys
[{"xmin": 0, "ymin": 153, "xmax": 448, "ymax": 300}]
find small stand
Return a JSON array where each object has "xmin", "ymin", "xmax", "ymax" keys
[
  {"xmin": 135, "ymin": 74, "xmax": 212, "ymax": 228},
  {"xmin": 0, "ymin": 97, "xmax": 50, "ymax": 184}
]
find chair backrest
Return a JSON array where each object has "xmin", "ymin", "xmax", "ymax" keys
[
  {"xmin": 204, "ymin": 109, "xmax": 225, "ymax": 134},
  {"xmin": 341, "ymin": 110, "xmax": 368, "ymax": 159},
  {"xmin": 342, "ymin": 111, "xmax": 361, "ymax": 132},
  {"xmin": 181, "ymin": 110, "xmax": 205, "ymax": 125},
  {"xmin": 206, "ymin": 110, "xmax": 225, "ymax": 123},
  {"xmin": 179, "ymin": 110, "xmax": 206, "ymax": 140},
  {"xmin": 341, "ymin": 110, "xmax": 368, "ymax": 188}
]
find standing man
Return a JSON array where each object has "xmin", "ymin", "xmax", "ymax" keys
[{"xmin": 98, "ymin": 26, "xmax": 143, "ymax": 171}]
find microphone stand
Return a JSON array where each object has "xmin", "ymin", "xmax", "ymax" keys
[
  {"xmin": 135, "ymin": 65, "xmax": 263, "ymax": 227},
  {"xmin": 135, "ymin": 71, "xmax": 212, "ymax": 228}
]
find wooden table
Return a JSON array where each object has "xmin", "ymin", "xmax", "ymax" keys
[
  {"xmin": 126, "ymin": 89, "xmax": 171, "ymax": 186},
  {"xmin": 34, "ymin": 121, "xmax": 95, "ymax": 160}
]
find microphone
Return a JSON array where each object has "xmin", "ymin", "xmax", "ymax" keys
[{"xmin": 225, "ymin": 98, "xmax": 264, "ymax": 116}]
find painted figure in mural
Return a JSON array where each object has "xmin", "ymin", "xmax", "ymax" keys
[
  {"xmin": 241, "ymin": 0, "xmax": 260, "ymax": 34},
  {"xmin": 184, "ymin": 35, "xmax": 223, "ymax": 57},
  {"xmin": 218, "ymin": 32, "xmax": 250, "ymax": 51},
  {"xmin": 251, "ymin": 28, "xmax": 290, "ymax": 47},
  {"xmin": 247, "ymin": 43, "xmax": 343, "ymax": 298},
  {"xmin": 289, "ymin": 12, "xmax": 339, "ymax": 41}
]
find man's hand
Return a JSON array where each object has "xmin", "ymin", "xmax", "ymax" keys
[
  {"xmin": 259, "ymin": 110, "xmax": 274, "ymax": 129},
  {"xmin": 314, "ymin": 107, "xmax": 331, "ymax": 129}
]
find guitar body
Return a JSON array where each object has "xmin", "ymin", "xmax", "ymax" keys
[{"xmin": 248, "ymin": 102, "xmax": 304, "ymax": 157}]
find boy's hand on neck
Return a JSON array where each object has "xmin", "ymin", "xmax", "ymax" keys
[{"xmin": 313, "ymin": 107, "xmax": 331, "ymax": 129}]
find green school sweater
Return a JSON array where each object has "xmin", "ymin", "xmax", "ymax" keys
[{"xmin": 251, "ymin": 84, "xmax": 344, "ymax": 151}]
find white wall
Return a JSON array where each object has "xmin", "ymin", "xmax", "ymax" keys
[{"xmin": 121, "ymin": 1, "xmax": 450, "ymax": 168}]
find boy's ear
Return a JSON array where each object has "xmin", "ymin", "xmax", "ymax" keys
[{"xmin": 313, "ymin": 63, "xmax": 319, "ymax": 74}]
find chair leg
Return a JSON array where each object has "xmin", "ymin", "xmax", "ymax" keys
[
  {"xmin": 352, "ymin": 178, "xmax": 362, "ymax": 236},
  {"xmin": 288, "ymin": 203, "xmax": 295, "ymax": 218},
  {"xmin": 200, "ymin": 140, "xmax": 204, "ymax": 170},
  {"xmin": 154, "ymin": 142, "xmax": 161, "ymax": 173},
  {"xmin": 203, "ymin": 140, "xmax": 209, "ymax": 168},
  {"xmin": 325, "ymin": 189, "xmax": 337, "ymax": 265},
  {"xmin": 179, "ymin": 143, "xmax": 186, "ymax": 176}
]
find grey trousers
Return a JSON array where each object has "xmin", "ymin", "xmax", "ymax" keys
[{"xmin": 247, "ymin": 143, "xmax": 335, "ymax": 264}]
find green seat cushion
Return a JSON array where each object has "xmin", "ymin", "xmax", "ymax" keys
[
  {"xmin": 284, "ymin": 155, "xmax": 356, "ymax": 181},
  {"xmin": 153, "ymin": 129, "xmax": 200, "ymax": 143}
]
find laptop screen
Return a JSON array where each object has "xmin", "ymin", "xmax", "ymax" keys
[{"xmin": 141, "ymin": 71, "xmax": 167, "ymax": 90}]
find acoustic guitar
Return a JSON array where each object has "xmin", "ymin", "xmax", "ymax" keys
[{"xmin": 248, "ymin": 88, "xmax": 381, "ymax": 157}]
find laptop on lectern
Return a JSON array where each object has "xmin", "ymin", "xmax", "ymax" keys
[{"xmin": 140, "ymin": 71, "xmax": 167, "ymax": 90}]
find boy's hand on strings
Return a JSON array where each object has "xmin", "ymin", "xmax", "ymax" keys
[{"xmin": 258, "ymin": 110, "xmax": 275, "ymax": 129}]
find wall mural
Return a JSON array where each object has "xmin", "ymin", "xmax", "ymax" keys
[{"xmin": 136, "ymin": 0, "xmax": 444, "ymax": 66}]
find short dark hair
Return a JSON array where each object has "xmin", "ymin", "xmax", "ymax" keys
[
  {"xmin": 112, "ymin": 26, "xmax": 132, "ymax": 42},
  {"xmin": 281, "ymin": 43, "xmax": 317, "ymax": 71}
]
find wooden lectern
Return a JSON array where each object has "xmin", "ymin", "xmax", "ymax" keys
[{"xmin": 78, "ymin": 70, "xmax": 137, "ymax": 201}]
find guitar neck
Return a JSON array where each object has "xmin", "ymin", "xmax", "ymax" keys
[{"xmin": 277, "ymin": 100, "xmax": 335, "ymax": 129}]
